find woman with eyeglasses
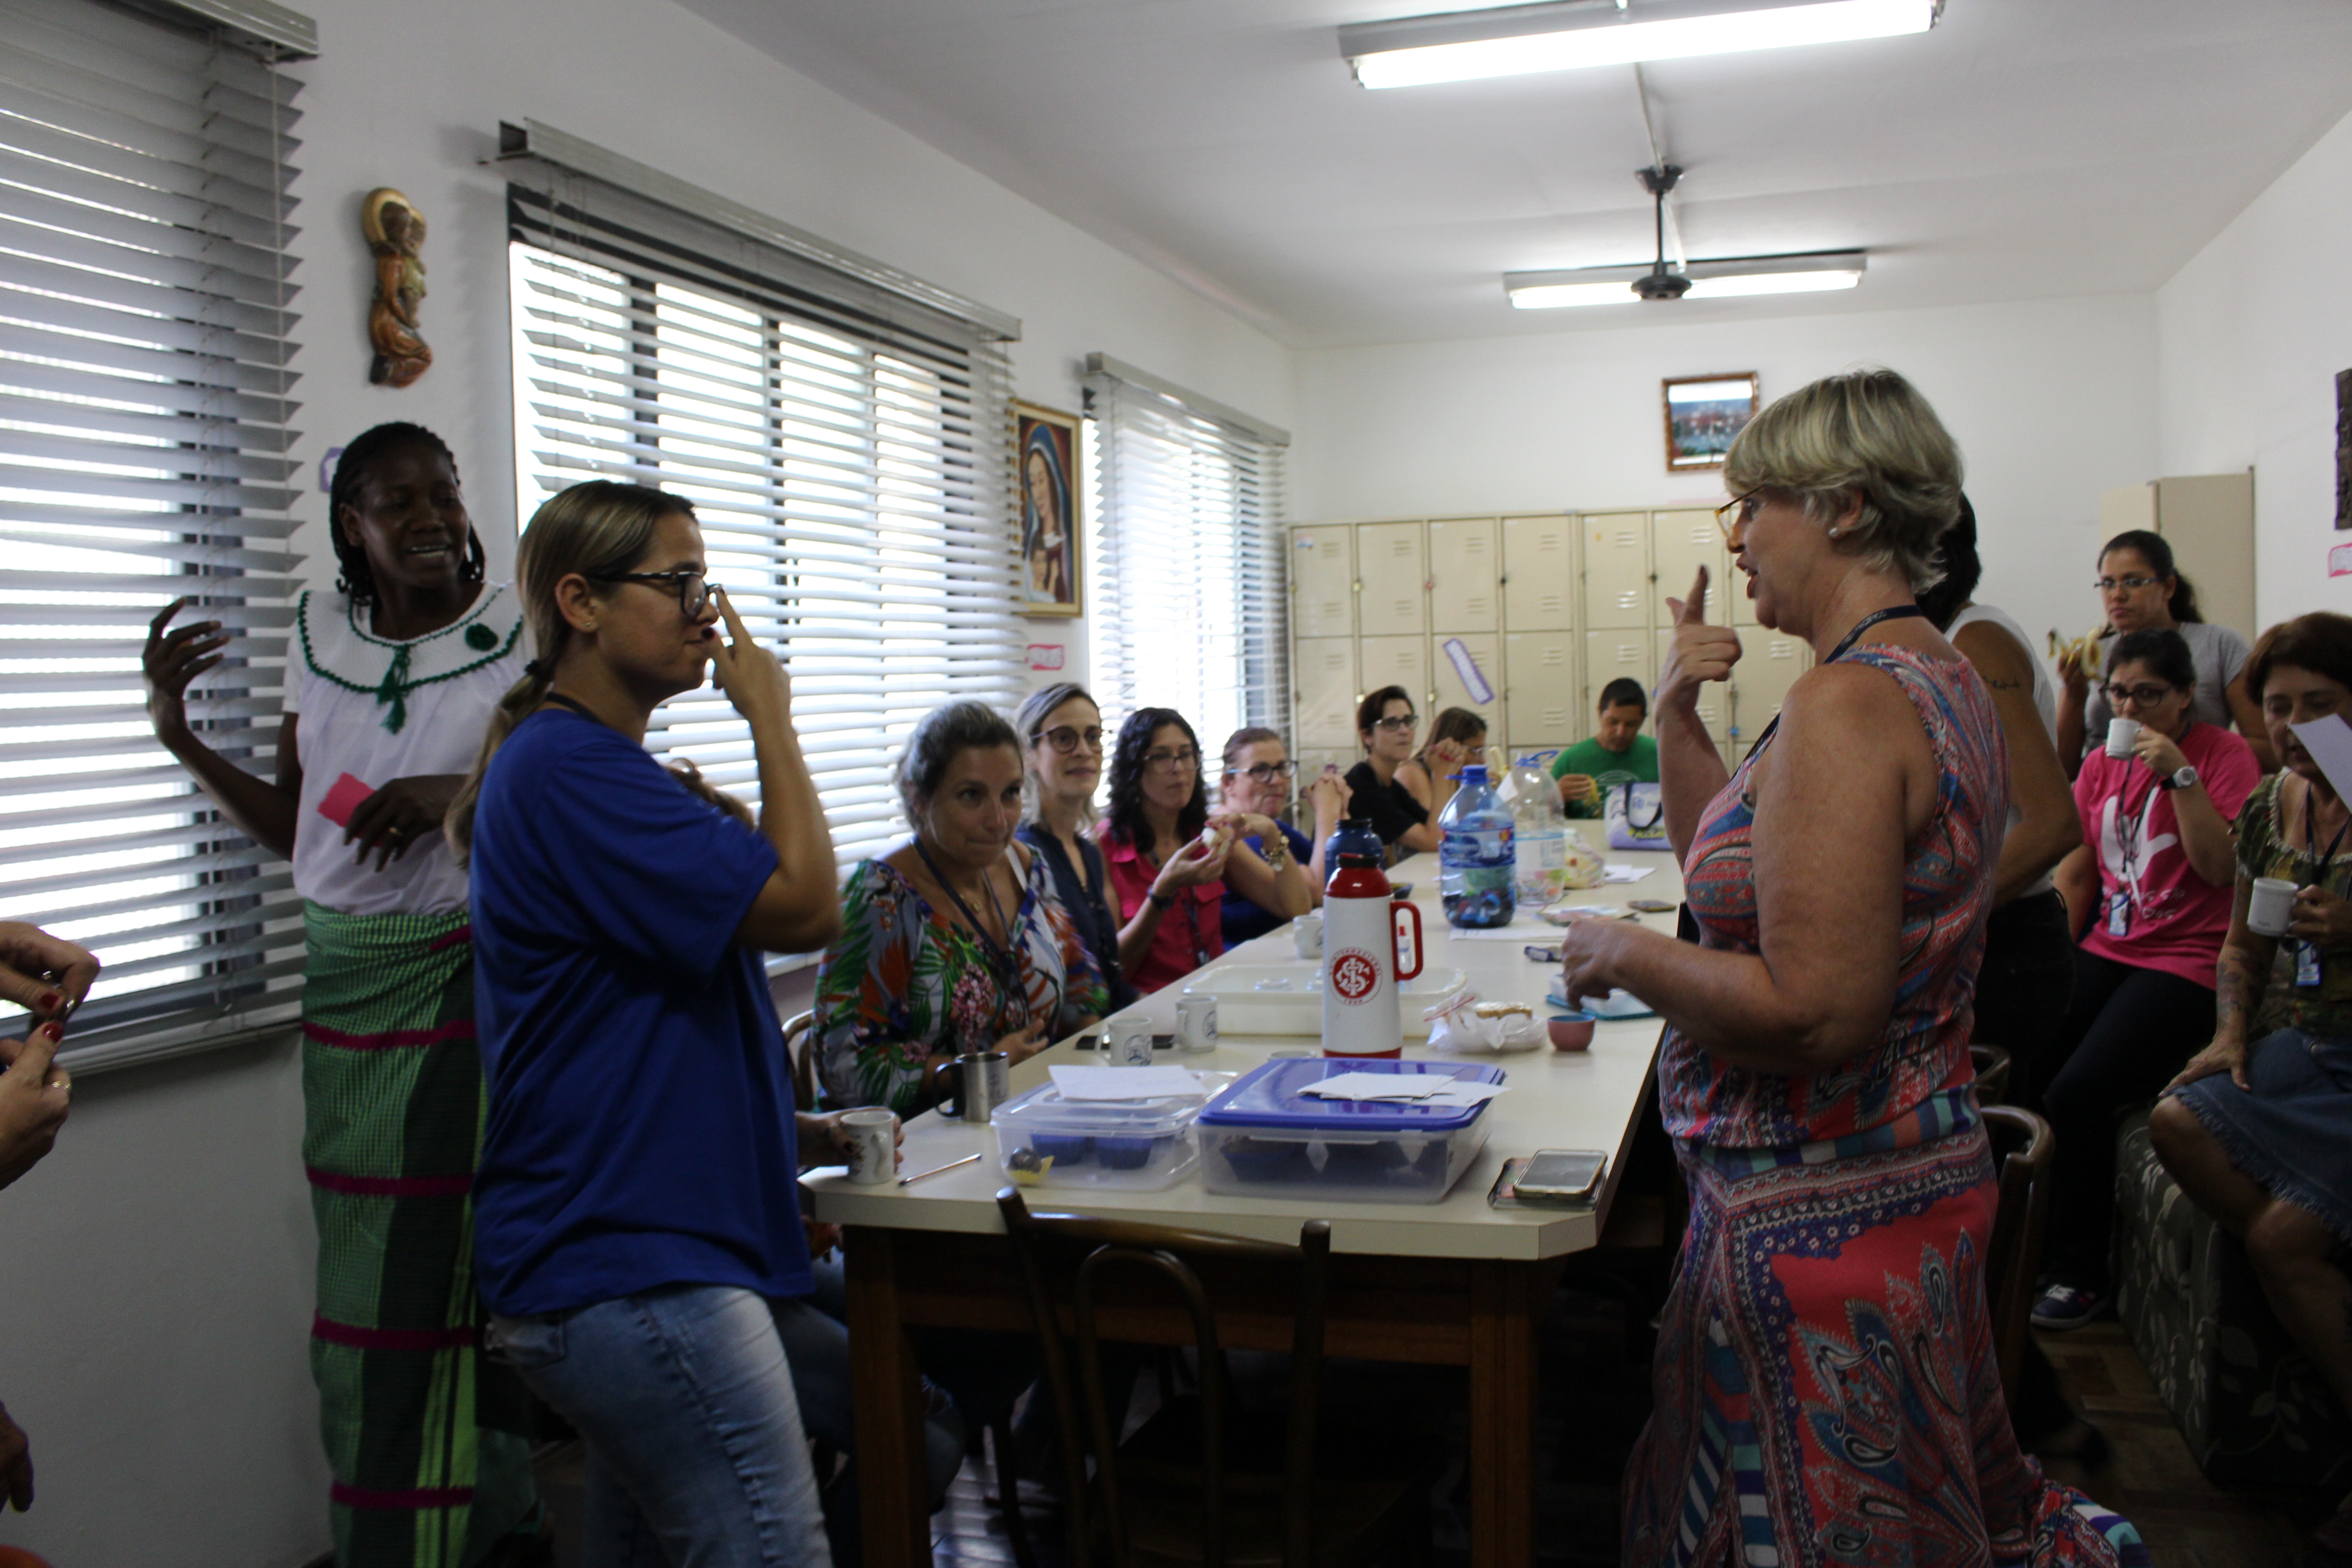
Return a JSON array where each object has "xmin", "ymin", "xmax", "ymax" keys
[
  {"xmin": 1217, "ymin": 726, "xmax": 1350, "ymax": 946},
  {"xmin": 2031, "ymin": 626, "xmax": 2261, "ymax": 1333},
  {"xmin": 1343, "ymin": 687, "xmax": 1446, "ymax": 858},
  {"xmin": 453, "ymin": 480, "xmax": 851, "ymax": 1565},
  {"xmin": 816, "ymin": 700, "xmax": 1108, "ymax": 1113},
  {"xmin": 1099, "ymin": 708, "xmax": 1311, "ymax": 994},
  {"xmin": 2056, "ymin": 529, "xmax": 2274, "ymax": 774},
  {"xmin": 1013, "ymin": 683, "xmax": 1134, "ymax": 1009}
]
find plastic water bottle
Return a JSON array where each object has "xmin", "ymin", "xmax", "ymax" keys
[
  {"xmin": 1438, "ymin": 764, "xmax": 1516, "ymax": 928},
  {"xmin": 1509, "ymin": 755, "xmax": 1570, "ymax": 904},
  {"xmin": 1324, "ymin": 816, "xmax": 1382, "ymax": 872}
]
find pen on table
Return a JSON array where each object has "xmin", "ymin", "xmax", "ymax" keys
[{"xmin": 897, "ymin": 1152, "xmax": 982, "ymax": 1186}]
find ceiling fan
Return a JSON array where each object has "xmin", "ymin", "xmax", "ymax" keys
[{"xmin": 1630, "ymin": 163, "xmax": 1692, "ymax": 300}]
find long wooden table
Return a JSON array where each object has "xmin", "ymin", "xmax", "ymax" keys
[{"xmin": 806, "ymin": 846, "xmax": 1683, "ymax": 1565}]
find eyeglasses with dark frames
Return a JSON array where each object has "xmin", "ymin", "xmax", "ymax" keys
[
  {"xmin": 1715, "ymin": 489, "xmax": 1764, "ymax": 543},
  {"xmin": 2100, "ymin": 681, "xmax": 2177, "ymax": 708},
  {"xmin": 594, "ymin": 568, "xmax": 711, "ymax": 618},
  {"xmin": 1370, "ymin": 713, "xmax": 1417, "ymax": 733},
  {"xmin": 1033, "ymin": 724, "xmax": 1104, "ymax": 755},
  {"xmin": 1142, "ymin": 746, "xmax": 1200, "ymax": 773},
  {"xmin": 1231, "ymin": 759, "xmax": 1296, "ymax": 783}
]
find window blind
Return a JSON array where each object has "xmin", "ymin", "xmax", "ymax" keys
[
  {"xmin": 0, "ymin": 0, "xmax": 306, "ymax": 1070},
  {"xmin": 505, "ymin": 146, "xmax": 1025, "ymax": 877},
  {"xmin": 1083, "ymin": 355, "xmax": 1289, "ymax": 759}
]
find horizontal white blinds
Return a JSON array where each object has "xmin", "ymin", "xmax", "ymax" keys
[
  {"xmin": 0, "ymin": 0, "xmax": 304, "ymax": 1067},
  {"xmin": 507, "ymin": 171, "xmax": 1024, "ymax": 872},
  {"xmin": 1084, "ymin": 367, "xmax": 1288, "ymax": 760}
]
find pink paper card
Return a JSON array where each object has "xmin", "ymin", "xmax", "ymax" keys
[{"xmin": 318, "ymin": 772, "xmax": 375, "ymax": 828}]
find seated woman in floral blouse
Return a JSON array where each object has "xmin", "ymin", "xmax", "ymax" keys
[{"xmin": 816, "ymin": 700, "xmax": 1107, "ymax": 1113}]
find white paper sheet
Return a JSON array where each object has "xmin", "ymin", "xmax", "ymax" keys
[
  {"xmin": 2291, "ymin": 715, "xmax": 2352, "ymax": 803},
  {"xmin": 1602, "ymin": 864, "xmax": 1655, "ymax": 883},
  {"xmin": 1297, "ymin": 1070, "xmax": 1445, "ymax": 1100},
  {"xmin": 1049, "ymin": 1064, "xmax": 1210, "ymax": 1101}
]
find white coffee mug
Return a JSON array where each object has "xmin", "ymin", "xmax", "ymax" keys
[
  {"xmin": 1292, "ymin": 912, "xmax": 1324, "ymax": 960},
  {"xmin": 1107, "ymin": 1017, "xmax": 1155, "ymax": 1066},
  {"xmin": 841, "ymin": 1108, "xmax": 897, "ymax": 1186},
  {"xmin": 2105, "ymin": 717, "xmax": 2142, "ymax": 759},
  {"xmin": 1175, "ymin": 995, "xmax": 1218, "ymax": 1054},
  {"xmin": 2248, "ymin": 876, "xmax": 2299, "ymax": 939}
]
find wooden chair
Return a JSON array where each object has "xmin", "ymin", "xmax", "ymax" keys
[
  {"xmin": 782, "ymin": 1008, "xmax": 818, "ymax": 1112},
  {"xmin": 995, "ymin": 1188, "xmax": 1435, "ymax": 1568},
  {"xmin": 1969, "ymin": 1043, "xmax": 2014, "ymax": 1107},
  {"xmin": 1979, "ymin": 1104, "xmax": 2053, "ymax": 1409}
]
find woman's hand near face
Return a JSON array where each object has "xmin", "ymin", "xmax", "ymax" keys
[
  {"xmin": 142, "ymin": 598, "xmax": 229, "ymax": 745},
  {"xmin": 2131, "ymin": 723, "xmax": 2189, "ymax": 779},
  {"xmin": 1426, "ymin": 738, "xmax": 1469, "ymax": 779},
  {"xmin": 1153, "ymin": 833, "xmax": 1229, "ymax": 894},
  {"xmin": 1306, "ymin": 770, "xmax": 1348, "ymax": 825},
  {"xmin": 707, "ymin": 587, "xmax": 791, "ymax": 729},
  {"xmin": 1656, "ymin": 567, "xmax": 1741, "ymax": 711}
]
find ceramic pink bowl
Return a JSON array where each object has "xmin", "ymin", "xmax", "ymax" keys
[{"xmin": 1548, "ymin": 1014, "xmax": 1596, "ymax": 1052}]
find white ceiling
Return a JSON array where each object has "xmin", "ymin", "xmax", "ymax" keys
[{"xmin": 668, "ymin": 0, "xmax": 2352, "ymax": 348}]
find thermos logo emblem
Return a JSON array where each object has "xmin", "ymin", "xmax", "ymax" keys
[{"xmin": 1329, "ymin": 948, "xmax": 1380, "ymax": 1003}]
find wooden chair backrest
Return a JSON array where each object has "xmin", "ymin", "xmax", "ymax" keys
[
  {"xmin": 782, "ymin": 1009, "xmax": 817, "ymax": 1112},
  {"xmin": 1980, "ymin": 1103, "xmax": 2053, "ymax": 1407},
  {"xmin": 996, "ymin": 1188, "xmax": 1332, "ymax": 1568},
  {"xmin": 1969, "ymin": 1043, "xmax": 2013, "ymax": 1106}
]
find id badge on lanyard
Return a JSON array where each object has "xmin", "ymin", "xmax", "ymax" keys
[
  {"xmin": 2107, "ymin": 890, "xmax": 2132, "ymax": 939},
  {"xmin": 2296, "ymin": 940, "xmax": 2323, "ymax": 988}
]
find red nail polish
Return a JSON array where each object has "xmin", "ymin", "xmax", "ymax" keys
[
  {"xmin": 36, "ymin": 992, "xmax": 59, "ymax": 1013},
  {"xmin": 40, "ymin": 1022, "xmax": 63, "ymax": 1041}
]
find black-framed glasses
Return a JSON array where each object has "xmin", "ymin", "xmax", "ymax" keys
[
  {"xmin": 1370, "ymin": 713, "xmax": 1416, "ymax": 733},
  {"xmin": 596, "ymin": 568, "xmax": 711, "ymax": 617},
  {"xmin": 1715, "ymin": 489, "xmax": 1764, "ymax": 542},
  {"xmin": 1034, "ymin": 724, "xmax": 1103, "ymax": 755},
  {"xmin": 1232, "ymin": 759, "xmax": 1296, "ymax": 783},
  {"xmin": 2093, "ymin": 575, "xmax": 2160, "ymax": 594},
  {"xmin": 1142, "ymin": 746, "xmax": 1199, "ymax": 773},
  {"xmin": 2101, "ymin": 681, "xmax": 2176, "ymax": 708}
]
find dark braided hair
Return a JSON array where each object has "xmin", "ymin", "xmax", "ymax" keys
[
  {"xmin": 328, "ymin": 422, "xmax": 486, "ymax": 607},
  {"xmin": 1105, "ymin": 707, "xmax": 1206, "ymax": 860}
]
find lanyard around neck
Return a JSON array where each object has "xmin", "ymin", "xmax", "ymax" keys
[{"xmin": 2304, "ymin": 779, "xmax": 2351, "ymax": 890}]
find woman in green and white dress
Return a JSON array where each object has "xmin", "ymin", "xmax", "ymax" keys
[{"xmin": 144, "ymin": 422, "xmax": 541, "ymax": 1568}]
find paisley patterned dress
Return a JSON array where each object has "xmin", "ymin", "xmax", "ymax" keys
[
  {"xmin": 813, "ymin": 847, "xmax": 1107, "ymax": 1114},
  {"xmin": 1623, "ymin": 644, "xmax": 2148, "ymax": 1568}
]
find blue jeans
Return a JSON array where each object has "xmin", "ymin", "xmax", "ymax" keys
[{"xmin": 487, "ymin": 1285, "xmax": 833, "ymax": 1568}]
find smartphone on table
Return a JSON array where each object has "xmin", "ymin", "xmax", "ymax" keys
[{"xmin": 1514, "ymin": 1149, "xmax": 1608, "ymax": 1200}]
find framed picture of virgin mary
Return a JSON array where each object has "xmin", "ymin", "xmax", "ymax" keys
[{"xmin": 1014, "ymin": 401, "xmax": 1082, "ymax": 617}]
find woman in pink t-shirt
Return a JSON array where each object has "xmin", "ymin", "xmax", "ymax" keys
[{"xmin": 2034, "ymin": 627, "xmax": 2261, "ymax": 1329}]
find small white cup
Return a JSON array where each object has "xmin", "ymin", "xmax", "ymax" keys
[
  {"xmin": 2105, "ymin": 717, "xmax": 2142, "ymax": 759},
  {"xmin": 2248, "ymin": 876, "xmax": 2299, "ymax": 939},
  {"xmin": 1292, "ymin": 912, "xmax": 1324, "ymax": 960},
  {"xmin": 1107, "ymin": 1017, "xmax": 1155, "ymax": 1066},
  {"xmin": 841, "ymin": 1108, "xmax": 897, "ymax": 1186},
  {"xmin": 1175, "ymin": 995, "xmax": 1218, "ymax": 1054}
]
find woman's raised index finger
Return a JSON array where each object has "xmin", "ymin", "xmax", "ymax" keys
[
  {"xmin": 1681, "ymin": 565, "xmax": 1709, "ymax": 625},
  {"xmin": 711, "ymin": 583, "xmax": 751, "ymax": 643},
  {"xmin": 147, "ymin": 596, "xmax": 193, "ymax": 638}
]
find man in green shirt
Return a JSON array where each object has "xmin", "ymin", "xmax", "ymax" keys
[{"xmin": 1551, "ymin": 678, "xmax": 1659, "ymax": 819}]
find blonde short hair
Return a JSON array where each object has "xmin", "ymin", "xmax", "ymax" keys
[{"xmin": 1722, "ymin": 368, "xmax": 1963, "ymax": 593}]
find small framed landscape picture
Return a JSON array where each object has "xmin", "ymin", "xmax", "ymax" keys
[
  {"xmin": 1662, "ymin": 372, "xmax": 1760, "ymax": 472},
  {"xmin": 1014, "ymin": 401, "xmax": 1082, "ymax": 617}
]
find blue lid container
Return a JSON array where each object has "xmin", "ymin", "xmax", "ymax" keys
[{"xmin": 1196, "ymin": 1058, "xmax": 1507, "ymax": 1202}]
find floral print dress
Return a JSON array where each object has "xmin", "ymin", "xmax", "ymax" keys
[{"xmin": 814, "ymin": 846, "xmax": 1107, "ymax": 1114}]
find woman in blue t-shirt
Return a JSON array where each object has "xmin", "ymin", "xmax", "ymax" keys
[{"xmin": 450, "ymin": 480, "xmax": 850, "ymax": 1566}]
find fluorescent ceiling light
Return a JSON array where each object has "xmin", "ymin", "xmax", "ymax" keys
[
  {"xmin": 1505, "ymin": 250, "xmax": 1866, "ymax": 308},
  {"xmin": 1343, "ymin": 0, "xmax": 1940, "ymax": 89}
]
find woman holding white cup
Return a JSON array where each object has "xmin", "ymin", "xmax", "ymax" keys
[
  {"xmin": 2034, "ymin": 627, "xmax": 2262, "ymax": 1330},
  {"xmin": 2149, "ymin": 615, "xmax": 2352, "ymax": 1559}
]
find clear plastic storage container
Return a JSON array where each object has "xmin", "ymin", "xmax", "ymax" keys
[
  {"xmin": 1196, "ymin": 1058, "xmax": 1506, "ymax": 1204},
  {"xmin": 991, "ymin": 1073, "xmax": 1232, "ymax": 1192}
]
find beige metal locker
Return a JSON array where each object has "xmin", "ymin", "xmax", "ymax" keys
[
  {"xmin": 1499, "ymin": 514, "xmax": 1575, "ymax": 631},
  {"xmin": 1581, "ymin": 511, "xmax": 1650, "ymax": 629},
  {"xmin": 1584, "ymin": 627, "xmax": 1652, "ymax": 713},
  {"xmin": 1291, "ymin": 638, "xmax": 1358, "ymax": 753},
  {"xmin": 1649, "ymin": 509, "xmax": 1724, "ymax": 627},
  {"xmin": 1357, "ymin": 634, "xmax": 1430, "ymax": 718},
  {"xmin": 1289, "ymin": 525, "xmax": 1355, "ymax": 642},
  {"xmin": 1730, "ymin": 626, "xmax": 1810, "ymax": 753},
  {"xmin": 1504, "ymin": 631, "xmax": 1580, "ymax": 750},
  {"xmin": 1355, "ymin": 522, "xmax": 1428, "ymax": 637},
  {"xmin": 1726, "ymin": 561, "xmax": 1760, "ymax": 627},
  {"xmin": 1431, "ymin": 632, "xmax": 1505, "ymax": 740},
  {"xmin": 1427, "ymin": 519, "xmax": 1500, "ymax": 632}
]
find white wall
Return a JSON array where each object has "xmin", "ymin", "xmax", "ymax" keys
[
  {"xmin": 2157, "ymin": 105, "xmax": 2352, "ymax": 628},
  {"xmin": 1290, "ymin": 295, "xmax": 2161, "ymax": 653},
  {"xmin": 0, "ymin": 0, "xmax": 1293, "ymax": 1562}
]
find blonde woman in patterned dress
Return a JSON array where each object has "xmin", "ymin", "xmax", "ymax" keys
[
  {"xmin": 1555, "ymin": 371, "xmax": 2146, "ymax": 1568},
  {"xmin": 816, "ymin": 701, "xmax": 1107, "ymax": 1113}
]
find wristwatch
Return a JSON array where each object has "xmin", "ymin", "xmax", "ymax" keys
[{"xmin": 2159, "ymin": 764, "xmax": 2199, "ymax": 792}]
